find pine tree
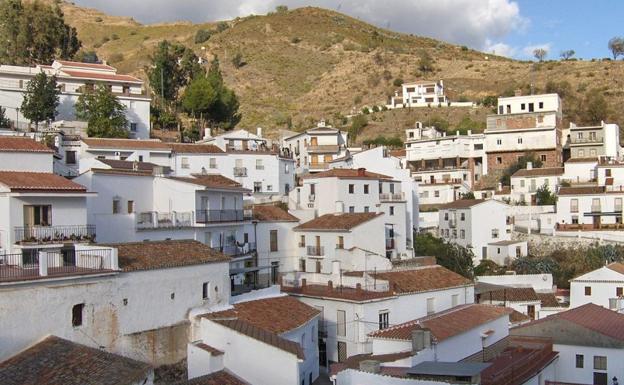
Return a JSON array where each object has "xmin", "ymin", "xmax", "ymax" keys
[
  {"xmin": 20, "ymin": 72, "xmax": 60, "ymax": 130},
  {"xmin": 76, "ymin": 84, "xmax": 128, "ymax": 138}
]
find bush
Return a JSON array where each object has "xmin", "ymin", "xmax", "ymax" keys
[
  {"xmin": 130, "ymin": 30, "xmax": 137, "ymax": 36},
  {"xmin": 353, "ymin": 95, "xmax": 362, "ymax": 105},
  {"xmin": 101, "ymin": 36, "xmax": 110, "ymax": 44},
  {"xmin": 74, "ymin": 50, "xmax": 99, "ymax": 64},
  {"xmin": 95, "ymin": 17, "xmax": 103, "ymax": 22},
  {"xmin": 382, "ymin": 70, "xmax": 392, "ymax": 81},
  {"xmin": 480, "ymin": 95, "xmax": 497, "ymax": 107},
  {"xmin": 275, "ymin": 5, "xmax": 288, "ymax": 13},
  {"xmin": 216, "ymin": 22, "xmax": 229, "ymax": 33},
  {"xmin": 393, "ymin": 78, "xmax": 403, "ymax": 87},
  {"xmin": 194, "ymin": 29, "xmax": 212, "ymax": 44},
  {"xmin": 371, "ymin": 105, "xmax": 380, "ymax": 113},
  {"xmin": 423, "ymin": 115, "xmax": 449, "ymax": 131},
  {"xmin": 461, "ymin": 45, "xmax": 468, "ymax": 51},
  {"xmin": 231, "ymin": 52, "xmax": 245, "ymax": 68},
  {"xmin": 414, "ymin": 233, "xmax": 474, "ymax": 279},
  {"xmin": 290, "ymin": 36, "xmax": 301, "ymax": 44},
  {"xmin": 361, "ymin": 107, "xmax": 370, "ymax": 114},
  {"xmin": 111, "ymin": 33, "xmax": 119, "ymax": 40},
  {"xmin": 349, "ymin": 114, "xmax": 368, "ymax": 142},
  {"xmin": 500, "ymin": 152, "xmax": 543, "ymax": 185},
  {"xmin": 418, "ymin": 51, "xmax": 434, "ymax": 73},
  {"xmin": 457, "ymin": 95, "xmax": 469, "ymax": 102}
]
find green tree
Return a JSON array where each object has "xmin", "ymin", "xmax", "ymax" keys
[
  {"xmin": 20, "ymin": 72, "xmax": 60, "ymax": 130},
  {"xmin": 147, "ymin": 40, "xmax": 202, "ymax": 103},
  {"xmin": 418, "ymin": 51, "xmax": 434, "ymax": 73},
  {"xmin": 582, "ymin": 89, "xmax": 609, "ymax": 124},
  {"xmin": 560, "ymin": 49, "xmax": 575, "ymax": 60},
  {"xmin": 348, "ymin": 114, "xmax": 368, "ymax": 142},
  {"xmin": 204, "ymin": 58, "xmax": 241, "ymax": 130},
  {"xmin": 75, "ymin": 84, "xmax": 128, "ymax": 138},
  {"xmin": 0, "ymin": 0, "xmax": 81, "ymax": 65},
  {"xmin": 533, "ymin": 48, "xmax": 547, "ymax": 62},
  {"xmin": 74, "ymin": 50, "xmax": 99, "ymax": 63},
  {"xmin": 0, "ymin": 107, "xmax": 10, "ymax": 127},
  {"xmin": 535, "ymin": 184, "xmax": 557, "ymax": 205},
  {"xmin": 608, "ymin": 37, "xmax": 624, "ymax": 60},
  {"xmin": 194, "ymin": 29, "xmax": 212, "ymax": 44},
  {"xmin": 461, "ymin": 192, "xmax": 476, "ymax": 200},
  {"xmin": 231, "ymin": 52, "xmax": 245, "ymax": 68},
  {"xmin": 181, "ymin": 73, "xmax": 217, "ymax": 127},
  {"xmin": 275, "ymin": 5, "xmax": 289, "ymax": 13},
  {"xmin": 414, "ymin": 233, "xmax": 474, "ymax": 279},
  {"xmin": 500, "ymin": 152, "xmax": 543, "ymax": 185}
]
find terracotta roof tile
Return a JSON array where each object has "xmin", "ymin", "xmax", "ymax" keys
[
  {"xmin": 302, "ymin": 168, "xmax": 392, "ymax": 180},
  {"xmin": 60, "ymin": 69, "xmax": 142, "ymax": 83},
  {"xmin": 98, "ymin": 159, "xmax": 161, "ymax": 172},
  {"xmin": 558, "ymin": 186, "xmax": 606, "ymax": 195},
  {"xmin": 55, "ymin": 60, "xmax": 116, "ymax": 70},
  {"xmin": 372, "ymin": 266, "xmax": 472, "ymax": 294},
  {"xmin": 330, "ymin": 352, "xmax": 412, "ymax": 376},
  {"xmin": 439, "ymin": 199, "xmax": 488, "ymax": 209},
  {"xmin": 369, "ymin": 304, "xmax": 511, "ymax": 342},
  {"xmin": 204, "ymin": 296, "xmax": 319, "ymax": 334},
  {"xmin": 607, "ymin": 262, "xmax": 624, "ymax": 275},
  {"xmin": 169, "ymin": 174, "xmax": 249, "ymax": 191},
  {"xmin": 389, "ymin": 149, "xmax": 406, "ymax": 157},
  {"xmin": 102, "ymin": 240, "xmax": 230, "ymax": 272},
  {"xmin": 0, "ymin": 172, "xmax": 87, "ymax": 192},
  {"xmin": 252, "ymin": 204, "xmax": 299, "ymax": 222},
  {"xmin": 0, "ymin": 336, "xmax": 151, "ymax": 385},
  {"xmin": 283, "ymin": 284, "xmax": 394, "ymax": 302},
  {"xmin": 193, "ymin": 343, "xmax": 224, "ymax": 356},
  {"xmin": 169, "ymin": 143, "xmax": 224, "ymax": 154},
  {"xmin": 0, "ymin": 137, "xmax": 54, "ymax": 153},
  {"xmin": 480, "ymin": 287, "xmax": 540, "ymax": 302},
  {"xmin": 536, "ymin": 293, "xmax": 563, "ymax": 308},
  {"xmin": 565, "ymin": 157, "xmax": 598, "ymax": 163},
  {"xmin": 294, "ymin": 212, "xmax": 382, "ymax": 231},
  {"xmin": 172, "ymin": 370, "xmax": 248, "ymax": 385},
  {"xmin": 509, "ymin": 309, "xmax": 531, "ymax": 324},
  {"xmin": 512, "ymin": 167, "xmax": 564, "ymax": 177},
  {"xmin": 83, "ymin": 138, "xmax": 171, "ymax": 150}
]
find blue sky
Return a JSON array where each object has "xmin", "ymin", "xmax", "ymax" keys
[{"xmin": 74, "ymin": 0, "xmax": 621, "ymax": 60}]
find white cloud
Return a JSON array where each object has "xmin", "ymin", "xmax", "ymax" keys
[
  {"xmin": 522, "ymin": 43, "xmax": 552, "ymax": 59},
  {"xmin": 485, "ymin": 40, "xmax": 517, "ymax": 57},
  {"xmin": 73, "ymin": 0, "xmax": 527, "ymax": 50}
]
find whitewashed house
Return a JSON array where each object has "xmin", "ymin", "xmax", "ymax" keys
[
  {"xmin": 193, "ymin": 295, "xmax": 319, "ymax": 385},
  {"xmin": 281, "ymin": 122, "xmax": 348, "ymax": 174},
  {"xmin": 555, "ymin": 186, "xmax": 624, "ymax": 231},
  {"xmin": 0, "ymin": 240, "xmax": 231, "ymax": 366},
  {"xmin": 0, "ymin": 60, "xmax": 150, "ymax": 138},
  {"xmin": 388, "ymin": 80, "xmax": 446, "ymax": 108},
  {"xmin": 570, "ymin": 262, "xmax": 624, "ymax": 310},
  {"xmin": 563, "ymin": 157, "xmax": 599, "ymax": 184},
  {"xmin": 290, "ymin": 168, "xmax": 410, "ymax": 259},
  {"xmin": 438, "ymin": 199, "xmax": 523, "ymax": 262},
  {"xmin": 200, "ymin": 127, "xmax": 267, "ymax": 152},
  {"xmin": 282, "ymin": 264, "xmax": 474, "ymax": 366},
  {"xmin": 0, "ymin": 137, "xmax": 54, "ymax": 172},
  {"xmin": 510, "ymin": 164, "xmax": 563, "ymax": 204},
  {"xmin": 512, "ymin": 303, "xmax": 624, "ymax": 385},
  {"xmin": 566, "ymin": 121, "xmax": 621, "ymax": 160}
]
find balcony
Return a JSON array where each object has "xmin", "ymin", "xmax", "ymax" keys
[
  {"xmin": 14, "ymin": 225, "xmax": 96, "ymax": 245},
  {"xmin": 307, "ymin": 246, "xmax": 324, "ymax": 256},
  {"xmin": 0, "ymin": 248, "xmax": 117, "ymax": 283},
  {"xmin": 233, "ymin": 167, "xmax": 247, "ymax": 177},
  {"xmin": 570, "ymin": 136, "xmax": 601, "ymax": 144},
  {"xmin": 136, "ymin": 211, "xmax": 194, "ymax": 230},
  {"xmin": 379, "ymin": 192, "xmax": 405, "ymax": 201},
  {"xmin": 215, "ymin": 242, "xmax": 256, "ymax": 257},
  {"xmin": 196, "ymin": 209, "xmax": 251, "ymax": 223},
  {"xmin": 385, "ymin": 238, "xmax": 395, "ymax": 250}
]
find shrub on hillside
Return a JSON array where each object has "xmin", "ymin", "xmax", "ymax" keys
[{"xmin": 195, "ymin": 29, "xmax": 212, "ymax": 44}]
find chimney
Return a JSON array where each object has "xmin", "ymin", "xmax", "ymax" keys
[
  {"xmin": 467, "ymin": 130, "xmax": 472, "ymax": 136},
  {"xmin": 318, "ymin": 119, "xmax": 326, "ymax": 128},
  {"xmin": 514, "ymin": 89, "xmax": 522, "ymax": 96},
  {"xmin": 203, "ymin": 128, "xmax": 212, "ymax": 140},
  {"xmin": 526, "ymin": 162, "xmax": 533, "ymax": 170},
  {"xmin": 256, "ymin": 127, "xmax": 262, "ymax": 138},
  {"xmin": 357, "ymin": 167, "xmax": 366, "ymax": 177},
  {"xmin": 301, "ymin": 278, "xmax": 307, "ymax": 288}
]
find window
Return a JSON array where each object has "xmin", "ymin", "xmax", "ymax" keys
[
  {"xmin": 127, "ymin": 200, "xmax": 134, "ymax": 214},
  {"xmin": 285, "ymin": 163, "xmax": 290, "ymax": 174},
  {"xmin": 24, "ymin": 205, "xmax": 51, "ymax": 226},
  {"xmin": 540, "ymin": 154, "xmax": 547, "ymax": 162},
  {"xmin": 575, "ymin": 354, "xmax": 584, "ymax": 368},
  {"xmin": 520, "ymin": 179, "xmax": 525, "ymax": 188},
  {"xmin": 364, "ymin": 184, "xmax": 369, "ymax": 194},
  {"xmin": 606, "ymin": 168, "xmax": 612, "ymax": 177},
  {"xmin": 254, "ymin": 182, "xmax": 262, "ymax": 193},
  {"xmin": 299, "ymin": 235, "xmax": 305, "ymax": 247},
  {"xmin": 474, "ymin": 143, "xmax": 483, "ymax": 150},
  {"xmin": 349, "ymin": 206, "xmax": 355, "ymax": 213},
  {"xmin": 65, "ymin": 151, "xmax": 76, "ymax": 165},
  {"xmin": 426, "ymin": 298, "xmax": 435, "ymax": 315},
  {"xmin": 491, "ymin": 229, "xmax": 499, "ymax": 239},
  {"xmin": 617, "ymin": 287, "xmax": 623, "ymax": 297},
  {"xmin": 539, "ymin": 101, "xmax": 544, "ymax": 109},
  {"xmin": 496, "ymin": 139, "xmax": 502, "ymax": 146},
  {"xmin": 572, "ymin": 215, "xmax": 579, "ymax": 224},
  {"xmin": 460, "ymin": 213, "xmax": 465, "ymax": 221},
  {"xmin": 496, "ymin": 157, "xmax": 502, "ymax": 164},
  {"xmin": 460, "ymin": 229, "xmax": 465, "ymax": 239},
  {"xmin": 521, "ymin": 103, "xmax": 525, "ymax": 110},
  {"xmin": 444, "ymin": 213, "xmax": 449, "ymax": 221},
  {"xmin": 130, "ymin": 123, "xmax": 137, "ymax": 132},
  {"xmin": 348, "ymin": 184, "xmax": 354, "ymax": 194},
  {"xmin": 518, "ymin": 137, "xmax": 523, "ymax": 144},
  {"xmin": 270, "ymin": 230, "xmax": 278, "ymax": 252},
  {"xmin": 528, "ymin": 103, "xmax": 534, "ymax": 112},
  {"xmin": 181, "ymin": 157, "xmax": 189, "ymax": 169},
  {"xmin": 337, "ymin": 236, "xmax": 344, "ymax": 249},
  {"xmin": 364, "ymin": 206, "xmax": 369, "ymax": 213},
  {"xmin": 378, "ymin": 311, "xmax": 389, "ymax": 330},
  {"xmin": 267, "ymin": 185, "xmax": 273, "ymax": 191},
  {"xmin": 585, "ymin": 286, "xmax": 591, "ymax": 296},
  {"xmin": 209, "ymin": 158, "xmax": 217, "ymax": 168},
  {"xmin": 570, "ymin": 199, "xmax": 579, "ymax": 213},
  {"xmin": 112, "ymin": 199, "xmax": 121, "ymax": 214},
  {"xmin": 578, "ymin": 149, "xmax": 585, "ymax": 157},
  {"xmin": 202, "ymin": 282, "xmax": 209, "ymax": 300},
  {"xmin": 256, "ymin": 159, "xmax": 264, "ymax": 170},
  {"xmin": 337, "ymin": 310, "xmax": 346, "ymax": 336},
  {"xmin": 389, "ymin": 206, "xmax": 395, "ymax": 216},
  {"xmin": 138, "ymin": 155, "xmax": 143, "ymax": 162},
  {"xmin": 299, "ymin": 259, "xmax": 306, "ymax": 272},
  {"xmin": 434, "ymin": 190, "xmax": 440, "ymax": 198},
  {"xmin": 593, "ymin": 356, "xmax": 607, "ymax": 370},
  {"xmin": 72, "ymin": 303, "xmax": 84, "ymax": 327},
  {"xmin": 452, "ymin": 294, "xmax": 459, "ymax": 307},
  {"xmin": 616, "ymin": 198, "xmax": 622, "ymax": 212}
]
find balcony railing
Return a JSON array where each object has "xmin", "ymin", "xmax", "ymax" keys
[
  {"xmin": 136, "ymin": 211, "xmax": 194, "ymax": 229},
  {"xmin": 233, "ymin": 167, "xmax": 248, "ymax": 177},
  {"xmin": 196, "ymin": 209, "xmax": 251, "ymax": 223},
  {"xmin": 570, "ymin": 137, "xmax": 601, "ymax": 144},
  {"xmin": 386, "ymin": 238, "xmax": 395, "ymax": 250},
  {"xmin": 0, "ymin": 248, "xmax": 116, "ymax": 283},
  {"xmin": 307, "ymin": 246, "xmax": 324, "ymax": 256},
  {"xmin": 214, "ymin": 242, "xmax": 256, "ymax": 256},
  {"xmin": 14, "ymin": 225, "xmax": 96, "ymax": 244},
  {"xmin": 379, "ymin": 192, "xmax": 405, "ymax": 201}
]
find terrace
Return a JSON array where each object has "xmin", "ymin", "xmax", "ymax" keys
[{"xmin": 14, "ymin": 225, "xmax": 95, "ymax": 244}]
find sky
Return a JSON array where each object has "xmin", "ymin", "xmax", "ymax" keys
[{"xmin": 72, "ymin": 0, "xmax": 623, "ymax": 60}]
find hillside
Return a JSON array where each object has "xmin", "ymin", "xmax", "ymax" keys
[{"xmin": 55, "ymin": 2, "xmax": 624, "ymax": 140}]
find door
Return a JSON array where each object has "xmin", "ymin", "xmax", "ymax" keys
[
  {"xmin": 337, "ymin": 341, "xmax": 347, "ymax": 362},
  {"xmin": 311, "ymin": 137, "xmax": 318, "ymax": 146},
  {"xmin": 318, "ymin": 338, "xmax": 327, "ymax": 368},
  {"xmin": 593, "ymin": 216, "xmax": 600, "ymax": 230},
  {"xmin": 593, "ymin": 372, "xmax": 608, "ymax": 385},
  {"xmin": 527, "ymin": 305, "xmax": 535, "ymax": 320},
  {"xmin": 315, "ymin": 236, "xmax": 321, "ymax": 255},
  {"xmin": 482, "ymin": 247, "xmax": 488, "ymax": 259}
]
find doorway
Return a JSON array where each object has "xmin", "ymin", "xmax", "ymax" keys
[{"xmin": 593, "ymin": 372, "xmax": 607, "ymax": 385}]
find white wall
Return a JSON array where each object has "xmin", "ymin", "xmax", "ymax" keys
[
  {"xmin": 0, "ymin": 152, "xmax": 52, "ymax": 172},
  {"xmin": 570, "ymin": 266, "xmax": 624, "ymax": 309},
  {"xmin": 476, "ymin": 274, "xmax": 553, "ymax": 292},
  {"xmin": 554, "ymin": 344, "xmax": 624, "ymax": 385}
]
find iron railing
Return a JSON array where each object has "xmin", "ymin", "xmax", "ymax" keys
[
  {"xmin": 136, "ymin": 211, "xmax": 194, "ymax": 229},
  {"xmin": 214, "ymin": 242, "xmax": 256, "ymax": 256},
  {"xmin": 233, "ymin": 167, "xmax": 248, "ymax": 177},
  {"xmin": 379, "ymin": 193, "xmax": 405, "ymax": 201},
  {"xmin": 14, "ymin": 225, "xmax": 96, "ymax": 244},
  {"xmin": 307, "ymin": 246, "xmax": 324, "ymax": 256},
  {"xmin": 196, "ymin": 209, "xmax": 251, "ymax": 223}
]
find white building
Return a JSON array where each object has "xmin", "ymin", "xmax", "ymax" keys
[
  {"xmin": 569, "ymin": 262, "xmax": 624, "ymax": 310},
  {"xmin": 200, "ymin": 127, "xmax": 268, "ymax": 152},
  {"xmin": 388, "ymin": 80, "xmax": 446, "ymax": 108},
  {"xmin": 510, "ymin": 164, "xmax": 563, "ymax": 204},
  {"xmin": 193, "ymin": 295, "xmax": 320, "ymax": 385},
  {"xmin": 281, "ymin": 122, "xmax": 349, "ymax": 174},
  {"xmin": 555, "ymin": 186, "xmax": 624, "ymax": 230},
  {"xmin": 566, "ymin": 121, "xmax": 621, "ymax": 160},
  {"xmin": 282, "ymin": 264, "xmax": 474, "ymax": 366},
  {"xmin": 0, "ymin": 136, "xmax": 54, "ymax": 172},
  {"xmin": 0, "ymin": 60, "xmax": 150, "ymax": 138},
  {"xmin": 0, "ymin": 239, "xmax": 232, "ymax": 365},
  {"xmin": 438, "ymin": 199, "xmax": 522, "ymax": 262},
  {"xmin": 486, "ymin": 93, "xmax": 562, "ymax": 170},
  {"xmin": 289, "ymin": 168, "xmax": 410, "ymax": 259},
  {"xmin": 512, "ymin": 303, "xmax": 624, "ymax": 385},
  {"xmin": 563, "ymin": 157, "xmax": 599, "ymax": 184}
]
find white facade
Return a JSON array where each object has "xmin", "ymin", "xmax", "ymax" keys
[
  {"xmin": 476, "ymin": 274, "xmax": 554, "ymax": 293},
  {"xmin": 0, "ymin": 149, "xmax": 53, "ymax": 173},
  {"xmin": 496, "ymin": 93, "xmax": 562, "ymax": 116},
  {"xmin": 389, "ymin": 80, "xmax": 446, "ymax": 108},
  {"xmin": 438, "ymin": 200, "xmax": 511, "ymax": 261},
  {"xmin": 570, "ymin": 264, "xmax": 624, "ymax": 309},
  {"xmin": 555, "ymin": 189, "xmax": 624, "ymax": 228},
  {"xmin": 510, "ymin": 166, "xmax": 563, "ymax": 203},
  {"xmin": 281, "ymin": 122, "xmax": 349, "ymax": 174},
  {"xmin": 0, "ymin": 61, "xmax": 150, "ymax": 138},
  {"xmin": 563, "ymin": 159, "xmax": 598, "ymax": 184}
]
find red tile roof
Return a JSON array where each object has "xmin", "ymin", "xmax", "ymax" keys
[
  {"xmin": 61, "ymin": 69, "xmax": 142, "ymax": 83},
  {"xmin": 372, "ymin": 266, "xmax": 473, "ymax": 294},
  {"xmin": 204, "ymin": 296, "xmax": 319, "ymax": 334},
  {"xmin": 170, "ymin": 143, "xmax": 224, "ymax": 154},
  {"xmin": 83, "ymin": 138, "xmax": 171, "ymax": 150},
  {"xmin": 97, "ymin": 159, "xmax": 162, "ymax": 173},
  {"xmin": 283, "ymin": 284, "xmax": 395, "ymax": 302},
  {"xmin": 0, "ymin": 336, "xmax": 151, "ymax": 385},
  {"xmin": 169, "ymin": 174, "xmax": 249, "ymax": 191},
  {"xmin": 302, "ymin": 168, "xmax": 393, "ymax": 180},
  {"xmin": 55, "ymin": 60, "xmax": 116, "ymax": 70},
  {"xmin": 480, "ymin": 287, "xmax": 540, "ymax": 302},
  {"xmin": 173, "ymin": 370, "xmax": 249, "ymax": 385},
  {"xmin": 439, "ymin": 199, "xmax": 488, "ymax": 209},
  {"xmin": 294, "ymin": 212, "xmax": 382, "ymax": 231},
  {"xmin": 369, "ymin": 304, "xmax": 511, "ymax": 342},
  {"xmin": 252, "ymin": 204, "xmax": 299, "ymax": 222},
  {"xmin": 565, "ymin": 157, "xmax": 598, "ymax": 163},
  {"xmin": 558, "ymin": 186, "xmax": 606, "ymax": 195},
  {"xmin": 103, "ymin": 239, "xmax": 230, "ymax": 272},
  {"xmin": 389, "ymin": 149, "xmax": 406, "ymax": 158},
  {"xmin": 194, "ymin": 343, "xmax": 224, "ymax": 356},
  {"xmin": 0, "ymin": 137, "xmax": 53, "ymax": 153},
  {"xmin": 536, "ymin": 293, "xmax": 563, "ymax": 308},
  {"xmin": 512, "ymin": 167, "xmax": 564, "ymax": 177},
  {"xmin": 330, "ymin": 352, "xmax": 412, "ymax": 376},
  {"xmin": 0, "ymin": 172, "xmax": 87, "ymax": 192},
  {"xmin": 607, "ymin": 262, "xmax": 624, "ymax": 275}
]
